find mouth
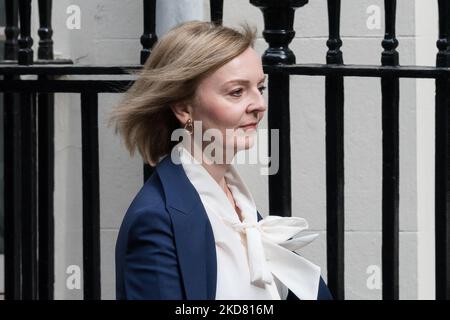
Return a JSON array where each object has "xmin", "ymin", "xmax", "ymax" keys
[{"xmin": 239, "ymin": 122, "xmax": 258, "ymax": 131}]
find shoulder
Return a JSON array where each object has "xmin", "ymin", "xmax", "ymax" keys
[
  {"xmin": 127, "ymin": 172, "xmax": 166, "ymax": 215},
  {"xmin": 116, "ymin": 172, "xmax": 171, "ymax": 245}
]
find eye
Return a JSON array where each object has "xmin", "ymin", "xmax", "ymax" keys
[
  {"xmin": 230, "ymin": 88, "xmax": 243, "ymax": 97},
  {"xmin": 258, "ymin": 85, "xmax": 267, "ymax": 94}
]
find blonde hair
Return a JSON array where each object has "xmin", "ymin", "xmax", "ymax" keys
[{"xmin": 109, "ymin": 20, "xmax": 257, "ymax": 166}]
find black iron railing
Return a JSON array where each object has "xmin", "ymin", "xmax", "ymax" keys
[
  {"xmin": 0, "ymin": 0, "xmax": 449, "ymax": 300},
  {"xmin": 250, "ymin": 0, "xmax": 450, "ymax": 300}
]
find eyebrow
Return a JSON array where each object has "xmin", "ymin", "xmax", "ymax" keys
[{"xmin": 222, "ymin": 75, "xmax": 267, "ymax": 86}]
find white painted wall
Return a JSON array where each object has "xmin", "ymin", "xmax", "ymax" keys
[
  {"xmin": 1, "ymin": 0, "xmax": 437, "ymax": 300},
  {"xmin": 415, "ymin": 0, "xmax": 437, "ymax": 300}
]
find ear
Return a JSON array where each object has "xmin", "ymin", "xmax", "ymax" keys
[{"xmin": 170, "ymin": 101, "xmax": 193, "ymax": 126}]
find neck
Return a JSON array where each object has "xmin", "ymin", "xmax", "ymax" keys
[
  {"xmin": 203, "ymin": 160, "xmax": 230, "ymax": 193},
  {"xmin": 184, "ymin": 139, "xmax": 236, "ymax": 194}
]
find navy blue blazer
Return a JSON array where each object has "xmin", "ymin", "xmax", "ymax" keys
[{"xmin": 115, "ymin": 153, "xmax": 333, "ymax": 300}]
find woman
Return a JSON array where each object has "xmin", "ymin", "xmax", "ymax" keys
[{"xmin": 111, "ymin": 20, "xmax": 333, "ymax": 300}]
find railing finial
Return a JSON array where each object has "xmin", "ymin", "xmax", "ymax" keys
[
  {"xmin": 381, "ymin": 0, "xmax": 399, "ymax": 66},
  {"xmin": 37, "ymin": 0, "xmax": 54, "ymax": 60},
  {"xmin": 18, "ymin": 0, "xmax": 34, "ymax": 65},
  {"xmin": 437, "ymin": 0, "xmax": 450, "ymax": 67},
  {"xmin": 140, "ymin": 0, "xmax": 158, "ymax": 65},
  {"xmin": 326, "ymin": 0, "xmax": 343, "ymax": 65},
  {"xmin": 250, "ymin": 0, "xmax": 308, "ymax": 65},
  {"xmin": 4, "ymin": 0, "xmax": 19, "ymax": 61}
]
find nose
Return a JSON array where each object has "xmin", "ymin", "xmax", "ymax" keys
[{"xmin": 247, "ymin": 87, "xmax": 267, "ymax": 114}]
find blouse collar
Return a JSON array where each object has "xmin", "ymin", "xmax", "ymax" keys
[{"xmin": 172, "ymin": 141, "xmax": 322, "ymax": 300}]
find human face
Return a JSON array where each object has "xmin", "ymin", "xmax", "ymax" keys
[{"xmin": 190, "ymin": 46, "xmax": 267, "ymax": 162}]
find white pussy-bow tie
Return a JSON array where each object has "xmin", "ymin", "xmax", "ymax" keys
[{"xmin": 223, "ymin": 215, "xmax": 321, "ymax": 300}]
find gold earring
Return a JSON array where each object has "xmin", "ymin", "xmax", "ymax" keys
[{"xmin": 184, "ymin": 118, "xmax": 193, "ymax": 135}]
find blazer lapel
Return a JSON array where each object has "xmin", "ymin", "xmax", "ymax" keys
[{"xmin": 155, "ymin": 155, "xmax": 217, "ymax": 299}]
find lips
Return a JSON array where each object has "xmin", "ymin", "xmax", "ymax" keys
[
  {"xmin": 240, "ymin": 122, "xmax": 257, "ymax": 127},
  {"xmin": 239, "ymin": 123, "xmax": 257, "ymax": 130}
]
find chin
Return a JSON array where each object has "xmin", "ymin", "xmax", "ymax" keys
[{"xmin": 235, "ymin": 134, "xmax": 256, "ymax": 151}]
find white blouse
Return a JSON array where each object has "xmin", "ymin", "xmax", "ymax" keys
[{"xmin": 172, "ymin": 141, "xmax": 321, "ymax": 300}]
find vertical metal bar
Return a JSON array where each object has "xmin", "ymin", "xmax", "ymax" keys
[
  {"xmin": 325, "ymin": 0, "xmax": 345, "ymax": 301},
  {"xmin": 267, "ymin": 72, "xmax": 291, "ymax": 217},
  {"xmin": 18, "ymin": 0, "xmax": 34, "ymax": 65},
  {"xmin": 3, "ymin": 82, "xmax": 22, "ymax": 300},
  {"xmin": 4, "ymin": 0, "xmax": 19, "ymax": 61},
  {"xmin": 435, "ymin": 0, "xmax": 450, "ymax": 301},
  {"xmin": 37, "ymin": 0, "xmax": 55, "ymax": 300},
  {"xmin": 249, "ymin": 0, "xmax": 308, "ymax": 219},
  {"xmin": 3, "ymin": 0, "xmax": 22, "ymax": 300},
  {"xmin": 210, "ymin": 0, "xmax": 224, "ymax": 25},
  {"xmin": 37, "ymin": 91, "xmax": 55, "ymax": 300},
  {"xmin": 381, "ymin": 0, "xmax": 400, "ymax": 300},
  {"xmin": 20, "ymin": 92, "xmax": 38, "ymax": 300},
  {"xmin": 81, "ymin": 93, "xmax": 101, "ymax": 300},
  {"xmin": 141, "ymin": 0, "xmax": 157, "ymax": 181},
  {"xmin": 140, "ymin": 0, "xmax": 157, "ymax": 65},
  {"xmin": 37, "ymin": 0, "xmax": 54, "ymax": 61}
]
